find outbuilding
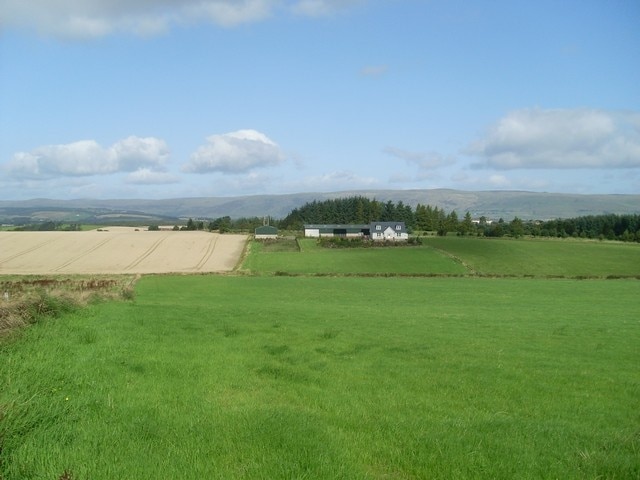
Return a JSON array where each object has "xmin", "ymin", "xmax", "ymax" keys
[
  {"xmin": 303, "ymin": 224, "xmax": 370, "ymax": 238},
  {"xmin": 255, "ymin": 225, "xmax": 278, "ymax": 239}
]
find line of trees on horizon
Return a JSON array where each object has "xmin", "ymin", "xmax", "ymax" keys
[
  {"xmin": 9, "ymin": 195, "xmax": 639, "ymax": 242},
  {"xmin": 278, "ymin": 196, "xmax": 640, "ymax": 242}
]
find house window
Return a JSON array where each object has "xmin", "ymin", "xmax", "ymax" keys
[
  {"xmin": 395, "ymin": 224, "xmax": 401, "ymax": 230},
  {"xmin": 376, "ymin": 225, "xmax": 381, "ymax": 230}
]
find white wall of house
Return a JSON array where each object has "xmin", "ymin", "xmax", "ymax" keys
[
  {"xmin": 305, "ymin": 228, "xmax": 320, "ymax": 237},
  {"xmin": 384, "ymin": 226, "xmax": 396, "ymax": 239},
  {"xmin": 372, "ymin": 226, "xmax": 408, "ymax": 241}
]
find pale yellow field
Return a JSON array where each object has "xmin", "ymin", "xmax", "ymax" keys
[{"xmin": 0, "ymin": 228, "xmax": 248, "ymax": 275}]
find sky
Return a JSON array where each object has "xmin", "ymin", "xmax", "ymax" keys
[{"xmin": 1, "ymin": 0, "xmax": 639, "ymax": 200}]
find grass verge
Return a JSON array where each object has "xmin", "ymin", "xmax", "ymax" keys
[{"xmin": 0, "ymin": 276, "xmax": 136, "ymax": 338}]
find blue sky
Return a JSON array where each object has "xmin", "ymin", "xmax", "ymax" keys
[{"xmin": 1, "ymin": 0, "xmax": 639, "ymax": 200}]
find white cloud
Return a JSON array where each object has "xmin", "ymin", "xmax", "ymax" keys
[
  {"xmin": 183, "ymin": 129, "xmax": 285, "ymax": 174},
  {"xmin": 488, "ymin": 174, "xmax": 511, "ymax": 187},
  {"xmin": 467, "ymin": 108, "xmax": 640, "ymax": 169},
  {"xmin": 182, "ymin": 0, "xmax": 276, "ymax": 28},
  {"xmin": 125, "ymin": 168, "xmax": 179, "ymax": 184},
  {"xmin": 291, "ymin": 0, "xmax": 363, "ymax": 16},
  {"xmin": 295, "ymin": 170, "xmax": 379, "ymax": 190},
  {"xmin": 1, "ymin": 0, "xmax": 367, "ymax": 38},
  {"xmin": 383, "ymin": 146, "xmax": 455, "ymax": 169},
  {"xmin": 5, "ymin": 136, "xmax": 169, "ymax": 179},
  {"xmin": 112, "ymin": 136, "xmax": 170, "ymax": 171}
]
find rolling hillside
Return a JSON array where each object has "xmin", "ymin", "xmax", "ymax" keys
[{"xmin": 1, "ymin": 189, "xmax": 638, "ymax": 224}]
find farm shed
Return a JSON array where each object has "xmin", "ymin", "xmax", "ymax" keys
[{"xmin": 255, "ymin": 225, "xmax": 278, "ymax": 239}]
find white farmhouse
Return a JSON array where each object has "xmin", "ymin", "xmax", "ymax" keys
[{"xmin": 369, "ymin": 222, "xmax": 409, "ymax": 241}]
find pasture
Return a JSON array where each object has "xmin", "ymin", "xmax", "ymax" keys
[
  {"xmin": 243, "ymin": 238, "xmax": 467, "ymax": 275},
  {"xmin": 0, "ymin": 236, "xmax": 639, "ymax": 479},
  {"xmin": 424, "ymin": 236, "xmax": 640, "ymax": 277},
  {"xmin": 244, "ymin": 236, "xmax": 640, "ymax": 278}
]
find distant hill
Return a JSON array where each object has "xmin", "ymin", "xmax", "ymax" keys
[{"xmin": 1, "ymin": 190, "xmax": 638, "ymax": 224}]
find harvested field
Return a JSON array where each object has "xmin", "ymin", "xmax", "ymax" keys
[{"xmin": 0, "ymin": 227, "xmax": 248, "ymax": 274}]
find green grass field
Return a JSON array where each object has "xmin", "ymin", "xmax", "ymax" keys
[
  {"xmin": 1, "ymin": 237, "xmax": 639, "ymax": 479},
  {"xmin": 425, "ymin": 236, "xmax": 640, "ymax": 277},
  {"xmin": 244, "ymin": 236, "xmax": 640, "ymax": 278},
  {"xmin": 243, "ymin": 238, "xmax": 467, "ymax": 275}
]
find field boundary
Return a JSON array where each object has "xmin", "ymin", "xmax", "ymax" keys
[
  {"xmin": 269, "ymin": 271, "xmax": 640, "ymax": 280},
  {"xmin": 426, "ymin": 244, "xmax": 478, "ymax": 275}
]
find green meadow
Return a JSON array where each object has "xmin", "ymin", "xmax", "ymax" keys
[
  {"xmin": 243, "ymin": 236, "xmax": 640, "ymax": 278},
  {"xmin": 242, "ymin": 238, "xmax": 468, "ymax": 275},
  {"xmin": 424, "ymin": 236, "xmax": 640, "ymax": 277},
  {"xmin": 1, "ymin": 237, "xmax": 639, "ymax": 479}
]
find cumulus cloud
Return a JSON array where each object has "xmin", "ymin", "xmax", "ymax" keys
[
  {"xmin": 183, "ymin": 129, "xmax": 285, "ymax": 174},
  {"xmin": 467, "ymin": 108, "xmax": 640, "ymax": 169},
  {"xmin": 383, "ymin": 146, "xmax": 455, "ymax": 169},
  {"xmin": 5, "ymin": 136, "xmax": 169, "ymax": 179},
  {"xmin": 125, "ymin": 168, "xmax": 179, "ymax": 184},
  {"xmin": 1, "ymin": 0, "xmax": 366, "ymax": 38},
  {"xmin": 291, "ymin": 0, "xmax": 364, "ymax": 16}
]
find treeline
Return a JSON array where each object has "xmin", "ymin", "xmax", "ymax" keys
[
  {"xmin": 11, "ymin": 222, "xmax": 82, "ymax": 231},
  {"xmin": 519, "ymin": 214, "xmax": 640, "ymax": 242},
  {"xmin": 157, "ymin": 216, "xmax": 272, "ymax": 233},
  {"xmin": 280, "ymin": 196, "xmax": 474, "ymax": 235},
  {"xmin": 279, "ymin": 196, "xmax": 640, "ymax": 242},
  {"xmin": 281, "ymin": 196, "xmax": 416, "ymax": 228},
  {"xmin": 9, "ymin": 197, "xmax": 639, "ymax": 242}
]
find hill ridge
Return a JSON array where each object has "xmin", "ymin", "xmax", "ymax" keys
[{"xmin": 1, "ymin": 189, "xmax": 638, "ymax": 222}]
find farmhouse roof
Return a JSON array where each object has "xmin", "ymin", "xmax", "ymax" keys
[{"xmin": 371, "ymin": 221, "xmax": 407, "ymax": 233}]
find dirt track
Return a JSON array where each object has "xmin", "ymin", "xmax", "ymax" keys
[{"xmin": 0, "ymin": 228, "xmax": 248, "ymax": 275}]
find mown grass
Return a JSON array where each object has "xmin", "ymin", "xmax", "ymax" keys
[
  {"xmin": 1, "ymin": 275, "xmax": 638, "ymax": 479},
  {"xmin": 425, "ymin": 236, "xmax": 640, "ymax": 277},
  {"xmin": 243, "ymin": 238, "xmax": 467, "ymax": 275}
]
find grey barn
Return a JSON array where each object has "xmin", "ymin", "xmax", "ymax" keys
[{"xmin": 304, "ymin": 222, "xmax": 408, "ymax": 241}]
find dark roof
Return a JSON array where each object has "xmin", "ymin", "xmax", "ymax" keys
[
  {"xmin": 255, "ymin": 225, "xmax": 278, "ymax": 234},
  {"xmin": 304, "ymin": 222, "xmax": 407, "ymax": 234},
  {"xmin": 370, "ymin": 221, "xmax": 407, "ymax": 233},
  {"xmin": 304, "ymin": 224, "xmax": 369, "ymax": 229},
  {"xmin": 304, "ymin": 224, "xmax": 370, "ymax": 234}
]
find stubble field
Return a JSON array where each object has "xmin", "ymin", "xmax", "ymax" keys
[{"xmin": 0, "ymin": 228, "xmax": 247, "ymax": 274}]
